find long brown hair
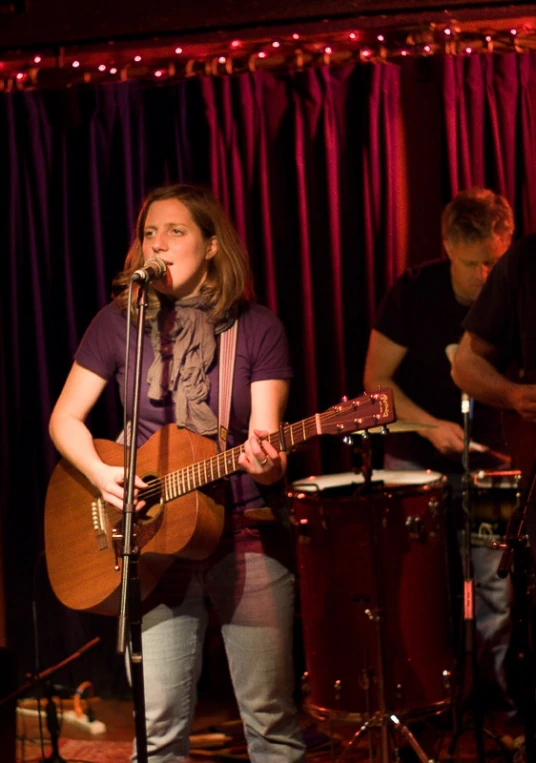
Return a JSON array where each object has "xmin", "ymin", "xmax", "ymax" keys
[{"xmin": 112, "ymin": 184, "xmax": 254, "ymax": 321}]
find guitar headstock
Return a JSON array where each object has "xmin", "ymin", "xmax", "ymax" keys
[{"xmin": 319, "ymin": 387, "xmax": 396, "ymax": 436}]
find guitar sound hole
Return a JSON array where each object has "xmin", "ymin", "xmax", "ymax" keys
[{"xmin": 137, "ymin": 472, "xmax": 164, "ymax": 524}]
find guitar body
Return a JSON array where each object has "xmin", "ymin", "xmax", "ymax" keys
[
  {"xmin": 44, "ymin": 388, "xmax": 396, "ymax": 616},
  {"xmin": 44, "ymin": 425, "xmax": 224, "ymax": 615}
]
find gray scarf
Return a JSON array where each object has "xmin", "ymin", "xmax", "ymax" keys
[{"xmin": 147, "ymin": 296, "xmax": 234, "ymax": 437}]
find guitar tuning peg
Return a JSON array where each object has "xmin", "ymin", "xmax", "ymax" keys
[{"xmin": 340, "ymin": 395, "xmax": 348, "ymax": 403}]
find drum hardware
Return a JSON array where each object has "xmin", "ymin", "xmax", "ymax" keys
[
  {"xmin": 405, "ymin": 515, "xmax": 425, "ymax": 542},
  {"xmin": 342, "ymin": 431, "xmax": 373, "ymax": 485},
  {"xmin": 296, "ymin": 517, "xmax": 310, "ymax": 543},
  {"xmin": 338, "ymin": 600, "xmax": 435, "ymax": 763},
  {"xmin": 428, "ymin": 498, "xmax": 440, "ymax": 516}
]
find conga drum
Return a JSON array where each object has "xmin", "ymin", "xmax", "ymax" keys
[{"xmin": 291, "ymin": 470, "xmax": 453, "ymax": 722}]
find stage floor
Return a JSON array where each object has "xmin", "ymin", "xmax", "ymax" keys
[{"xmin": 15, "ymin": 695, "xmax": 526, "ymax": 762}]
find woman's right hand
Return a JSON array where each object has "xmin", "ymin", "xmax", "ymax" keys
[{"xmin": 88, "ymin": 463, "xmax": 147, "ymax": 511}]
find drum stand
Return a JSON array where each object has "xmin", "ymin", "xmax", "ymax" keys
[
  {"xmin": 337, "ymin": 433, "xmax": 435, "ymax": 763},
  {"xmin": 335, "ymin": 607, "xmax": 435, "ymax": 763},
  {"xmin": 494, "ymin": 463, "xmax": 536, "ymax": 761}
]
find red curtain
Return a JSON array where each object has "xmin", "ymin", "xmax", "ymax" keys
[{"xmin": 2, "ymin": 53, "xmax": 536, "ymax": 685}]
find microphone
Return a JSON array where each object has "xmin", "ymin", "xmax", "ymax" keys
[
  {"xmin": 461, "ymin": 392, "xmax": 472, "ymax": 415},
  {"xmin": 445, "ymin": 345, "xmax": 473, "ymax": 417},
  {"xmin": 131, "ymin": 257, "xmax": 167, "ymax": 283}
]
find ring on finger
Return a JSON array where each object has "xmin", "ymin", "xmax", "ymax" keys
[{"xmin": 260, "ymin": 457, "xmax": 269, "ymax": 466}]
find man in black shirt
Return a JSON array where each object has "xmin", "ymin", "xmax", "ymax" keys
[
  {"xmin": 363, "ymin": 187, "xmax": 516, "ymax": 727},
  {"xmin": 364, "ymin": 189, "xmax": 514, "ymax": 474},
  {"xmin": 453, "ymin": 233, "xmax": 536, "ymax": 424},
  {"xmin": 453, "ymin": 232, "xmax": 536, "ymax": 504}
]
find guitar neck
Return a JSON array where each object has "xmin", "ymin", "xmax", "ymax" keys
[{"xmin": 163, "ymin": 415, "xmax": 321, "ymax": 501}]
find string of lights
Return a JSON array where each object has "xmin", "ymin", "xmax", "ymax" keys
[{"xmin": 1, "ymin": 18, "xmax": 535, "ymax": 90}]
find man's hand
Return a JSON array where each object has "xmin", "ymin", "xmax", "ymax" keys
[
  {"xmin": 509, "ymin": 384, "xmax": 536, "ymax": 422},
  {"xmin": 421, "ymin": 419, "xmax": 465, "ymax": 456}
]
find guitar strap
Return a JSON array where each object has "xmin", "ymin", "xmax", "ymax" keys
[{"xmin": 217, "ymin": 318, "xmax": 239, "ymax": 453}]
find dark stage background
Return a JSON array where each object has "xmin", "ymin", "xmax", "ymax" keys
[{"xmin": 2, "ymin": 1, "xmax": 536, "ymax": 700}]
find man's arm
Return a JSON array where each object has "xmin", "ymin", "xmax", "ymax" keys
[
  {"xmin": 452, "ymin": 331, "xmax": 536, "ymax": 422},
  {"xmin": 364, "ymin": 329, "xmax": 465, "ymax": 455}
]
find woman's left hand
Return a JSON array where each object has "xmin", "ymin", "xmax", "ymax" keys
[{"xmin": 238, "ymin": 428, "xmax": 284, "ymax": 485}]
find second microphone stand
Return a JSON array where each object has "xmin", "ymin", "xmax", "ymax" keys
[{"xmin": 448, "ymin": 394, "xmax": 488, "ymax": 763}]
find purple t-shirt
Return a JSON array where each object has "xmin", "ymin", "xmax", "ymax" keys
[{"xmin": 75, "ymin": 300, "xmax": 293, "ymax": 512}]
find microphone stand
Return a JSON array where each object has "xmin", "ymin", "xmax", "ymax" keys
[
  {"xmin": 494, "ymin": 462, "xmax": 536, "ymax": 761},
  {"xmin": 0, "ymin": 638, "xmax": 100, "ymax": 762},
  {"xmin": 448, "ymin": 393, "xmax": 487, "ymax": 763},
  {"xmin": 115, "ymin": 282, "xmax": 149, "ymax": 763}
]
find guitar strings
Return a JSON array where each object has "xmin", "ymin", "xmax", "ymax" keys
[{"xmin": 131, "ymin": 411, "xmax": 347, "ymax": 504}]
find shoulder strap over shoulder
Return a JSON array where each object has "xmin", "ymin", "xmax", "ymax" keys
[{"xmin": 218, "ymin": 318, "xmax": 239, "ymax": 452}]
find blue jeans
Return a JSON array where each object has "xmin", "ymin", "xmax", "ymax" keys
[
  {"xmin": 471, "ymin": 545, "xmax": 513, "ymax": 708},
  {"xmin": 129, "ymin": 527, "xmax": 306, "ymax": 762},
  {"xmin": 384, "ymin": 454, "xmax": 514, "ymax": 713}
]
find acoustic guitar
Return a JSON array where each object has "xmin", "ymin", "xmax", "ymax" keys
[{"xmin": 44, "ymin": 388, "xmax": 395, "ymax": 615}]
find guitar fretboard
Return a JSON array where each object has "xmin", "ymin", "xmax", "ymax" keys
[{"xmin": 161, "ymin": 414, "xmax": 322, "ymax": 501}]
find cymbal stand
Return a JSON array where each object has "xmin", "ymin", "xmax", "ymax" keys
[
  {"xmin": 336, "ymin": 439, "xmax": 435, "ymax": 763},
  {"xmin": 343, "ymin": 431, "xmax": 373, "ymax": 484}
]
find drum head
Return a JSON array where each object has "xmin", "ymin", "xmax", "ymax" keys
[{"xmin": 292, "ymin": 469, "xmax": 444, "ymax": 494}]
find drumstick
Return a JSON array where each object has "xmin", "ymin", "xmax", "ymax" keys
[{"xmin": 470, "ymin": 440, "xmax": 512, "ymax": 464}]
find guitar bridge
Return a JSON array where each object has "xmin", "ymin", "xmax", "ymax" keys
[{"xmin": 91, "ymin": 498, "xmax": 109, "ymax": 550}]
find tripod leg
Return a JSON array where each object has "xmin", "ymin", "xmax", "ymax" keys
[
  {"xmin": 336, "ymin": 717, "xmax": 375, "ymax": 762},
  {"xmin": 390, "ymin": 714, "xmax": 435, "ymax": 763},
  {"xmin": 380, "ymin": 720, "xmax": 390, "ymax": 763}
]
